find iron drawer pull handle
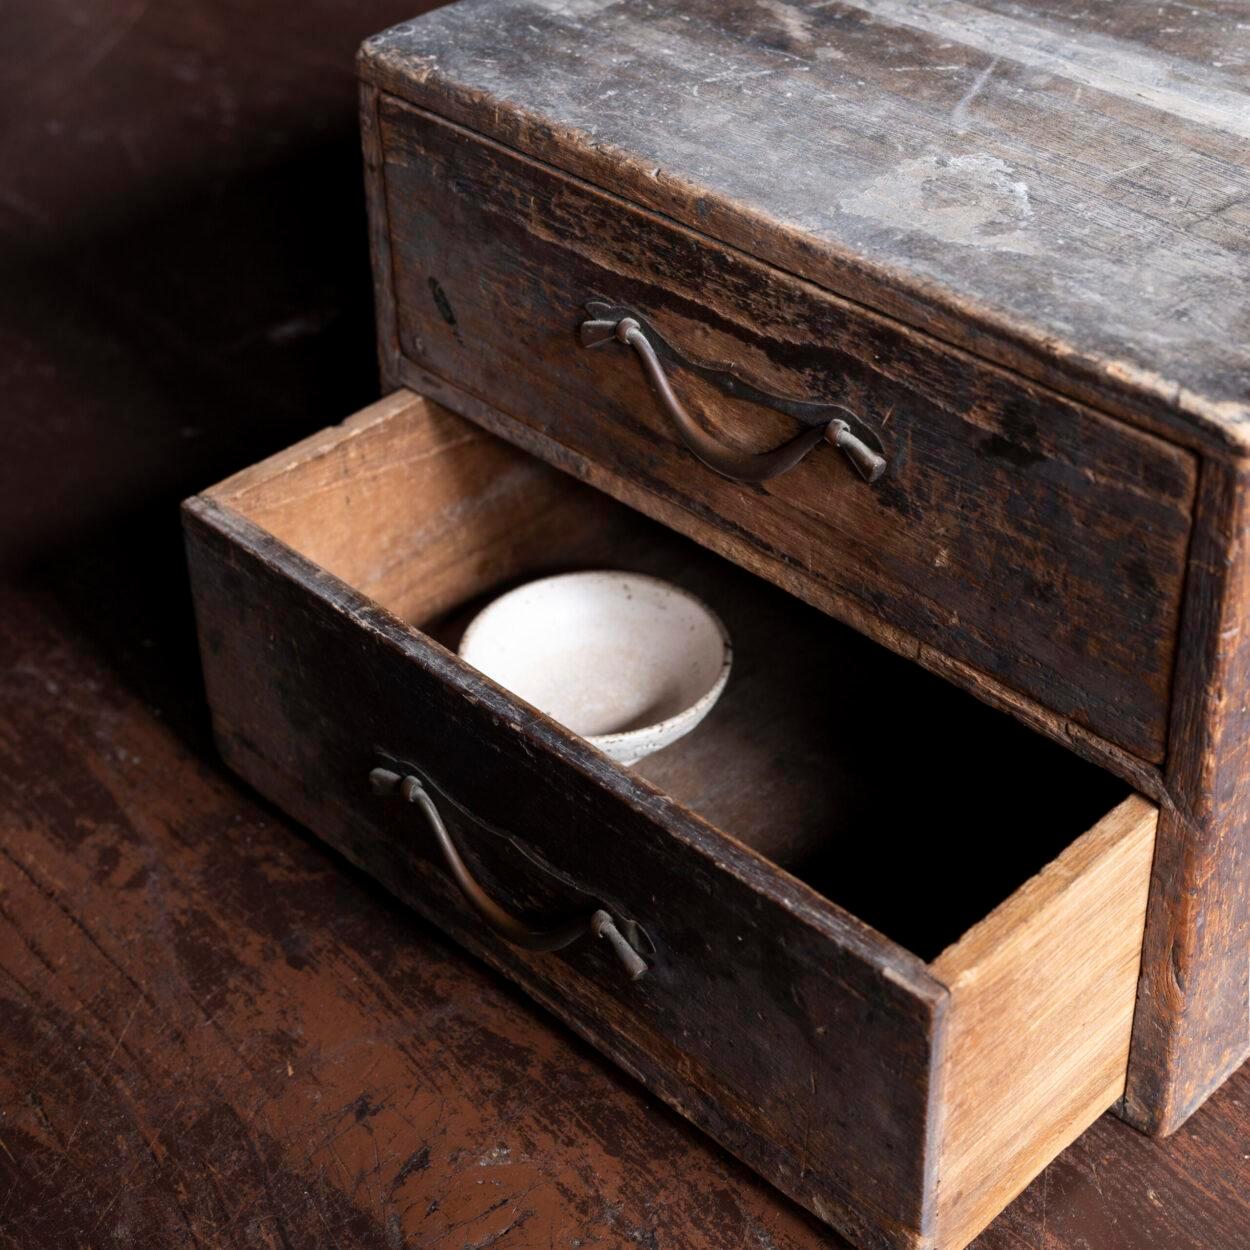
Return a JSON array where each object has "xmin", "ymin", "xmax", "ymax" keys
[
  {"xmin": 370, "ymin": 767, "xmax": 648, "ymax": 980},
  {"xmin": 578, "ymin": 300, "xmax": 886, "ymax": 484}
]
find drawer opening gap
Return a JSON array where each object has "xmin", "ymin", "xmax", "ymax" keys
[{"xmin": 211, "ymin": 393, "xmax": 1131, "ymax": 962}]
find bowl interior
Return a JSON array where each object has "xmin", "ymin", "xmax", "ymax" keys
[{"xmin": 459, "ymin": 572, "xmax": 729, "ymax": 737}]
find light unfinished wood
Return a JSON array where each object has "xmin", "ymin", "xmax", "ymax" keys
[
  {"xmin": 928, "ymin": 795, "xmax": 1158, "ymax": 1249},
  {"xmin": 208, "ymin": 391, "xmax": 1134, "ymax": 957},
  {"xmin": 208, "ymin": 391, "xmax": 616, "ymax": 627}
]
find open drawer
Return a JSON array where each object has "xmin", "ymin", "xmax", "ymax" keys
[{"xmin": 183, "ymin": 390, "xmax": 1157, "ymax": 1250}]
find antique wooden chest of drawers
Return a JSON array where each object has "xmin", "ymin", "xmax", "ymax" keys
[{"xmin": 185, "ymin": 3, "xmax": 1250, "ymax": 1247}]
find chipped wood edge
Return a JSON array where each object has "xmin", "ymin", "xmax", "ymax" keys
[
  {"xmin": 1124, "ymin": 457, "xmax": 1250, "ymax": 1134},
  {"xmin": 359, "ymin": 78, "xmax": 403, "ymax": 390}
]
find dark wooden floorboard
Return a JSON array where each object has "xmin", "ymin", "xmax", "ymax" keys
[{"xmin": 0, "ymin": 2, "xmax": 1245, "ymax": 1247}]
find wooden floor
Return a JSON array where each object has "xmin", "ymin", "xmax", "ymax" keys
[
  {"xmin": 2, "ymin": 583, "xmax": 1248, "ymax": 1250},
  {"xmin": 0, "ymin": 3, "xmax": 1246, "ymax": 1247}
]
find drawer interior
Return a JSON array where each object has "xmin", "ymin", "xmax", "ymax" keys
[{"xmin": 214, "ymin": 392, "xmax": 1131, "ymax": 962}]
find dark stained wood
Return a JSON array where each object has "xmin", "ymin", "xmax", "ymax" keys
[
  {"xmin": 0, "ymin": 7, "xmax": 859, "ymax": 1244},
  {"xmin": 183, "ymin": 505, "xmax": 946, "ymax": 1250},
  {"xmin": 374, "ymin": 99, "xmax": 1197, "ymax": 765},
  {"xmin": 3, "ymin": 1, "xmax": 1247, "ymax": 1243},
  {"xmin": 358, "ymin": 0, "xmax": 1250, "ymax": 455},
  {"xmin": 183, "ymin": 398, "xmax": 951, "ymax": 1248},
  {"xmin": 397, "ymin": 360, "xmax": 1171, "ymax": 808},
  {"xmin": 357, "ymin": 0, "xmax": 1250, "ymax": 1149},
  {"xmin": 361, "ymin": 80, "xmax": 403, "ymax": 389},
  {"xmin": 0, "ymin": 586, "xmax": 837, "ymax": 1250},
  {"xmin": 1124, "ymin": 459, "xmax": 1250, "ymax": 1135},
  {"xmin": 210, "ymin": 391, "xmax": 1133, "ymax": 959},
  {"xmin": 1, "ymin": 584, "xmax": 1246, "ymax": 1250}
]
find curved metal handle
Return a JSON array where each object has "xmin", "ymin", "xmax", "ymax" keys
[
  {"xmin": 579, "ymin": 301, "xmax": 886, "ymax": 484},
  {"xmin": 370, "ymin": 767, "xmax": 648, "ymax": 980}
]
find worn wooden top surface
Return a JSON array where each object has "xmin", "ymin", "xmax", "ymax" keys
[{"xmin": 361, "ymin": 0, "xmax": 1250, "ymax": 449}]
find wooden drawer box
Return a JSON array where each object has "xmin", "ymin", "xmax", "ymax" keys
[
  {"xmin": 354, "ymin": 3, "xmax": 1250, "ymax": 1173},
  {"xmin": 185, "ymin": 391, "xmax": 1156, "ymax": 1250},
  {"xmin": 186, "ymin": 1, "xmax": 1250, "ymax": 1244}
]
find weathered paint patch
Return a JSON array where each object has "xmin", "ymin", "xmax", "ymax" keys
[{"xmin": 837, "ymin": 152, "xmax": 1037, "ymax": 252}]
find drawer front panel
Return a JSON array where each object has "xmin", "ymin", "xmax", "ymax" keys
[
  {"xmin": 377, "ymin": 97, "xmax": 1196, "ymax": 764},
  {"xmin": 184, "ymin": 497, "xmax": 945, "ymax": 1250}
]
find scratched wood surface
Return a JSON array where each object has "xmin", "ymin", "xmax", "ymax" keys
[
  {"xmin": 359, "ymin": 0, "xmax": 1250, "ymax": 1145},
  {"xmin": 185, "ymin": 401, "xmax": 948, "ymax": 1249},
  {"xmin": 374, "ymin": 97, "xmax": 1198, "ymax": 765},
  {"xmin": 0, "ymin": 586, "xmax": 834, "ymax": 1250},
  {"xmin": 360, "ymin": 0, "xmax": 1250, "ymax": 452}
]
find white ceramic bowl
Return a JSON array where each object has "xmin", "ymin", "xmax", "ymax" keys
[{"xmin": 458, "ymin": 570, "xmax": 732, "ymax": 765}]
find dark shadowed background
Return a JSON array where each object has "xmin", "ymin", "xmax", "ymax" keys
[{"xmin": 1, "ymin": 1, "xmax": 438, "ymax": 736}]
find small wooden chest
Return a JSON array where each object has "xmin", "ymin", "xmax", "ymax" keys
[{"xmin": 185, "ymin": 4, "xmax": 1250, "ymax": 1247}]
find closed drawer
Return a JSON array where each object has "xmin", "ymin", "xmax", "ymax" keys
[
  {"xmin": 375, "ymin": 98, "xmax": 1196, "ymax": 765},
  {"xmin": 185, "ymin": 391, "xmax": 1157, "ymax": 1250}
]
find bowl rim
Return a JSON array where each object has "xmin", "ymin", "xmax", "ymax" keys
[{"xmin": 457, "ymin": 568, "xmax": 734, "ymax": 750}]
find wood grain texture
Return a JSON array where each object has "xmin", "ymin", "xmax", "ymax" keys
[
  {"xmin": 356, "ymin": 0, "xmax": 1250, "ymax": 1141},
  {"xmin": 3, "ymin": 584, "xmax": 1248, "ymax": 1250},
  {"xmin": 375, "ymin": 99, "xmax": 1197, "ymax": 764},
  {"xmin": 0, "ymin": 587, "xmax": 840, "ymax": 1250},
  {"xmin": 184, "ymin": 504, "xmax": 945, "ymax": 1250},
  {"xmin": 930, "ymin": 796, "xmax": 1157, "ymax": 1248},
  {"xmin": 358, "ymin": 0, "xmax": 1250, "ymax": 452},
  {"xmin": 187, "ymin": 396, "xmax": 955, "ymax": 1250},
  {"xmin": 193, "ymin": 394, "xmax": 979, "ymax": 1245},
  {"xmin": 360, "ymin": 81, "xmax": 402, "ymax": 388},
  {"xmin": 206, "ymin": 390, "xmax": 608, "ymax": 628},
  {"xmin": 1125, "ymin": 459, "xmax": 1250, "ymax": 1135},
  {"xmin": 212, "ymin": 390, "xmax": 1131, "ymax": 958},
  {"xmin": 396, "ymin": 361, "xmax": 1169, "ymax": 807},
  {"xmin": 5, "ymin": 0, "xmax": 1246, "ymax": 1235}
]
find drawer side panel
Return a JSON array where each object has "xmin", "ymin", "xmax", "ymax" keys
[{"xmin": 929, "ymin": 795, "xmax": 1157, "ymax": 1248}]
